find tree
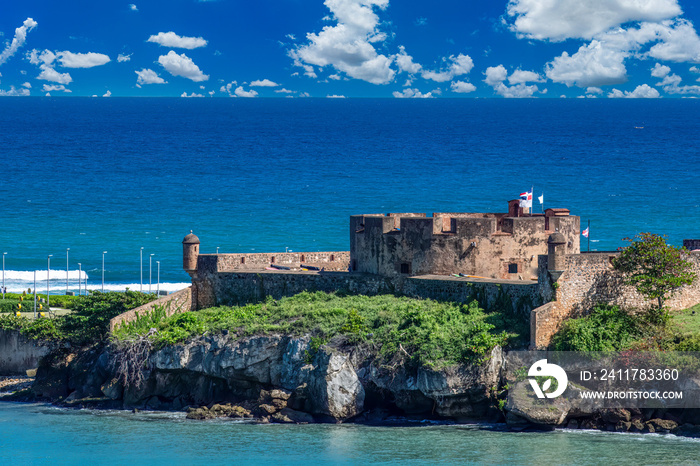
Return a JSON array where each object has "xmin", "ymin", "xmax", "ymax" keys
[{"xmin": 613, "ymin": 233, "xmax": 696, "ymax": 323}]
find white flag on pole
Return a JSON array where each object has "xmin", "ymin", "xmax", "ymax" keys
[{"xmin": 538, "ymin": 193, "xmax": 544, "ymax": 205}]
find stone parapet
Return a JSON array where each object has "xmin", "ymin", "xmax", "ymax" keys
[{"xmin": 109, "ymin": 287, "xmax": 193, "ymax": 333}]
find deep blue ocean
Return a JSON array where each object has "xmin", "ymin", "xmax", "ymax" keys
[{"xmin": 1, "ymin": 97, "xmax": 699, "ymax": 293}]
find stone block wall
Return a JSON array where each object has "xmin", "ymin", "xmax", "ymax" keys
[
  {"xmin": 197, "ymin": 252, "xmax": 350, "ymax": 274},
  {"xmin": 531, "ymin": 251, "xmax": 700, "ymax": 348},
  {"xmin": 109, "ymin": 287, "xmax": 193, "ymax": 333}
]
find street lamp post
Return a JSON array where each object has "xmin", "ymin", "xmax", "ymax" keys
[
  {"xmin": 2, "ymin": 252, "xmax": 6, "ymax": 299},
  {"xmin": 157, "ymin": 261, "xmax": 160, "ymax": 296},
  {"xmin": 140, "ymin": 247, "xmax": 144, "ymax": 293},
  {"xmin": 216, "ymin": 247, "xmax": 219, "ymax": 254},
  {"xmin": 47, "ymin": 255, "xmax": 52, "ymax": 309},
  {"xmin": 78, "ymin": 263, "xmax": 82, "ymax": 296},
  {"xmin": 66, "ymin": 248, "xmax": 70, "ymax": 295},
  {"xmin": 102, "ymin": 251, "xmax": 107, "ymax": 292},
  {"xmin": 149, "ymin": 254, "xmax": 154, "ymax": 293}
]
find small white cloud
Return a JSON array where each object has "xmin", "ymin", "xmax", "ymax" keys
[
  {"xmin": 608, "ymin": 84, "xmax": 660, "ymax": 98},
  {"xmin": 395, "ymin": 46, "xmax": 422, "ymax": 74},
  {"xmin": 484, "ymin": 64, "xmax": 539, "ymax": 98},
  {"xmin": 651, "ymin": 63, "xmax": 671, "ymax": 78},
  {"xmin": 392, "ymin": 88, "xmax": 433, "ymax": 98},
  {"xmin": 21, "ymin": 82, "xmax": 31, "ymax": 88},
  {"xmin": 328, "ymin": 74, "xmax": 341, "ymax": 80},
  {"xmin": 57, "ymin": 51, "xmax": 110, "ymax": 68},
  {"xmin": 103, "ymin": 90, "xmax": 111, "ymax": 97},
  {"xmin": 326, "ymin": 94, "xmax": 346, "ymax": 98},
  {"xmin": 0, "ymin": 18, "xmax": 38, "ymax": 66},
  {"xmin": 234, "ymin": 86, "xmax": 258, "ymax": 98},
  {"xmin": 135, "ymin": 68, "xmax": 166, "ymax": 86},
  {"xmin": 181, "ymin": 92, "xmax": 204, "ymax": 98},
  {"xmin": 586, "ymin": 86, "xmax": 603, "ymax": 94},
  {"xmin": 299, "ymin": 92, "xmax": 311, "ymax": 97},
  {"xmin": 422, "ymin": 54, "xmax": 474, "ymax": 82},
  {"xmin": 37, "ymin": 65, "xmax": 72, "ymax": 84},
  {"xmin": 41, "ymin": 84, "xmax": 70, "ymax": 92},
  {"xmin": 117, "ymin": 53, "xmax": 132, "ymax": 63},
  {"xmin": 0, "ymin": 86, "xmax": 30, "ymax": 96},
  {"xmin": 158, "ymin": 51, "xmax": 209, "ymax": 82},
  {"xmin": 275, "ymin": 88, "xmax": 294, "ymax": 94},
  {"xmin": 129, "ymin": 4, "xmax": 138, "ymax": 11},
  {"xmin": 657, "ymin": 72, "xmax": 700, "ymax": 94},
  {"xmin": 450, "ymin": 80, "xmax": 476, "ymax": 93},
  {"xmin": 508, "ymin": 69, "xmax": 544, "ymax": 84},
  {"xmin": 250, "ymin": 79, "xmax": 278, "ymax": 87},
  {"xmin": 148, "ymin": 32, "xmax": 207, "ymax": 49},
  {"xmin": 285, "ymin": 34, "xmax": 296, "ymax": 41}
]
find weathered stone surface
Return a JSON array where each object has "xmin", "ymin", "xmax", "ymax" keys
[
  {"xmin": 306, "ymin": 350, "xmax": 365, "ymax": 421},
  {"xmin": 646, "ymin": 418, "xmax": 678, "ymax": 433},
  {"xmin": 101, "ymin": 378, "xmax": 123, "ymax": 400}
]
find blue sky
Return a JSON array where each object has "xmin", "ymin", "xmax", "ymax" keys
[{"xmin": 2, "ymin": 0, "xmax": 700, "ymax": 98}]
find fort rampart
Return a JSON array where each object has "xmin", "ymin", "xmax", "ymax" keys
[{"xmin": 531, "ymin": 251, "xmax": 700, "ymax": 348}]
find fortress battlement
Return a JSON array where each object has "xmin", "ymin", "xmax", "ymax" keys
[{"xmin": 350, "ymin": 201, "xmax": 579, "ymax": 280}]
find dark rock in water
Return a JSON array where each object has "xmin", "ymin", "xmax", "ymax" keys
[
  {"xmin": 505, "ymin": 412, "xmax": 532, "ymax": 431},
  {"xmin": 565, "ymin": 419, "xmax": 578, "ymax": 429},
  {"xmin": 601, "ymin": 408, "xmax": 631, "ymax": 424},
  {"xmin": 646, "ymin": 418, "xmax": 678, "ymax": 433},
  {"xmin": 673, "ymin": 423, "xmax": 700, "ymax": 438},
  {"xmin": 277, "ymin": 408, "xmax": 314, "ymax": 423}
]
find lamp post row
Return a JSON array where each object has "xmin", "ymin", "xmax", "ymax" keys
[{"xmin": 0, "ymin": 248, "xmax": 163, "ymax": 306}]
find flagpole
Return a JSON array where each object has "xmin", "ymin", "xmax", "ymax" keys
[{"xmin": 587, "ymin": 219, "xmax": 590, "ymax": 252}]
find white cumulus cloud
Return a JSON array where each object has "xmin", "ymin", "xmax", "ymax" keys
[
  {"xmin": 135, "ymin": 68, "xmax": 167, "ymax": 86},
  {"xmin": 506, "ymin": 0, "xmax": 682, "ymax": 41},
  {"xmin": 234, "ymin": 86, "xmax": 258, "ymax": 97},
  {"xmin": 608, "ymin": 83, "xmax": 661, "ymax": 97},
  {"xmin": 289, "ymin": 0, "xmax": 395, "ymax": 84},
  {"xmin": 250, "ymin": 79, "xmax": 278, "ymax": 87},
  {"xmin": 326, "ymin": 94, "xmax": 346, "ymax": 98},
  {"xmin": 103, "ymin": 90, "xmax": 111, "ymax": 97},
  {"xmin": 421, "ymin": 54, "xmax": 474, "ymax": 82},
  {"xmin": 656, "ymin": 72, "xmax": 700, "ymax": 93},
  {"xmin": 0, "ymin": 18, "xmax": 38, "ymax": 66},
  {"xmin": 57, "ymin": 51, "xmax": 110, "ymax": 68},
  {"xmin": 394, "ymin": 46, "xmax": 422, "ymax": 74},
  {"xmin": 129, "ymin": 4, "xmax": 138, "ymax": 11},
  {"xmin": 484, "ymin": 64, "xmax": 540, "ymax": 97},
  {"xmin": 545, "ymin": 40, "xmax": 629, "ymax": 87},
  {"xmin": 0, "ymin": 86, "xmax": 30, "ymax": 96},
  {"xmin": 392, "ymin": 88, "xmax": 433, "ymax": 98},
  {"xmin": 42, "ymin": 84, "xmax": 70, "ymax": 92},
  {"xmin": 158, "ymin": 51, "xmax": 209, "ymax": 82},
  {"xmin": 181, "ymin": 92, "xmax": 204, "ymax": 98},
  {"xmin": 651, "ymin": 63, "xmax": 671, "ymax": 77},
  {"xmin": 148, "ymin": 32, "xmax": 208, "ymax": 49},
  {"xmin": 117, "ymin": 54, "xmax": 132, "ymax": 63},
  {"xmin": 450, "ymin": 80, "xmax": 476, "ymax": 93}
]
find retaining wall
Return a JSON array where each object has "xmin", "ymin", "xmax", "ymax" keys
[
  {"xmin": 0, "ymin": 329, "xmax": 53, "ymax": 375},
  {"xmin": 109, "ymin": 287, "xmax": 193, "ymax": 333}
]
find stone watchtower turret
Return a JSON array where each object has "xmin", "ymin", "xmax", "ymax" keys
[
  {"xmin": 547, "ymin": 231, "xmax": 566, "ymax": 281},
  {"xmin": 182, "ymin": 231, "xmax": 200, "ymax": 276}
]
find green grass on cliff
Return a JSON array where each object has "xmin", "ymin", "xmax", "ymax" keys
[
  {"xmin": 551, "ymin": 303, "xmax": 700, "ymax": 352},
  {"xmin": 113, "ymin": 291, "xmax": 529, "ymax": 367}
]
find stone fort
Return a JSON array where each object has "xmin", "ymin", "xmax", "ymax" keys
[{"xmin": 111, "ymin": 200, "xmax": 700, "ymax": 349}]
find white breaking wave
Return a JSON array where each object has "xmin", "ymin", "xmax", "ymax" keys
[{"xmin": 1, "ymin": 269, "xmax": 89, "ymax": 281}]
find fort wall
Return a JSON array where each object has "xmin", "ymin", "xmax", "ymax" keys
[
  {"xmin": 531, "ymin": 251, "xmax": 700, "ymax": 348},
  {"xmin": 189, "ymin": 269, "xmax": 540, "ymax": 320},
  {"xmin": 350, "ymin": 208, "xmax": 579, "ymax": 280}
]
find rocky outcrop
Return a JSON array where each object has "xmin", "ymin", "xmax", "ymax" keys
[{"xmin": 28, "ymin": 333, "xmax": 505, "ymax": 424}]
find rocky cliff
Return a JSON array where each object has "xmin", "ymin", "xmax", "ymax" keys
[{"xmin": 29, "ymin": 333, "xmax": 503, "ymax": 423}]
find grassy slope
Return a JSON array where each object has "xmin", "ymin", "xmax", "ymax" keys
[{"xmin": 114, "ymin": 291, "xmax": 529, "ymax": 368}]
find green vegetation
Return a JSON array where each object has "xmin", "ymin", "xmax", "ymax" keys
[
  {"xmin": 114, "ymin": 291, "xmax": 528, "ymax": 367},
  {"xmin": 551, "ymin": 302, "xmax": 700, "ymax": 352},
  {"xmin": 551, "ymin": 304, "xmax": 648, "ymax": 351},
  {"xmin": 613, "ymin": 233, "xmax": 696, "ymax": 324},
  {"xmin": 0, "ymin": 291, "xmax": 156, "ymax": 345}
]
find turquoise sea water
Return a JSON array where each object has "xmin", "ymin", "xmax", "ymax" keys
[
  {"xmin": 1, "ymin": 403, "xmax": 699, "ymax": 465},
  {"xmin": 1, "ymin": 98, "xmax": 699, "ymax": 293}
]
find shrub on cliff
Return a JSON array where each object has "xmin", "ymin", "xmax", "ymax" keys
[{"xmin": 550, "ymin": 304, "xmax": 646, "ymax": 351}]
